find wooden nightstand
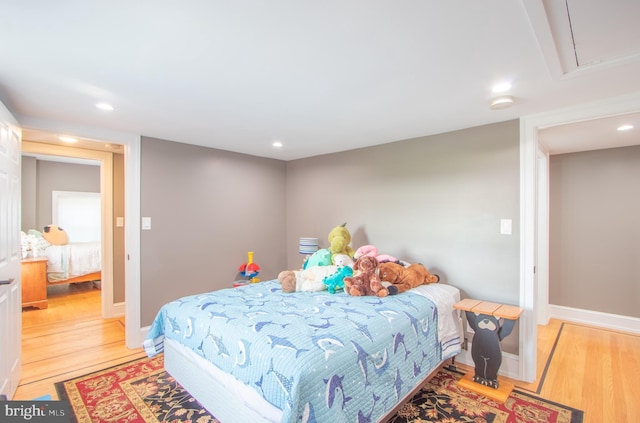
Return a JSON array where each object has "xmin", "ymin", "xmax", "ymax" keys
[{"xmin": 21, "ymin": 257, "xmax": 49, "ymax": 309}]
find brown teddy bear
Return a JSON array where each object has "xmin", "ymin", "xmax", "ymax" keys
[
  {"xmin": 343, "ymin": 256, "xmax": 388, "ymax": 297},
  {"xmin": 378, "ymin": 262, "xmax": 439, "ymax": 294}
]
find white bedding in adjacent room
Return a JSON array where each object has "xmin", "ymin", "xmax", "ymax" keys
[{"xmin": 45, "ymin": 242, "xmax": 101, "ymax": 282}]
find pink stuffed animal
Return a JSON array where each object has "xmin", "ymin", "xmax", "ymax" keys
[{"xmin": 354, "ymin": 244, "xmax": 398, "ymax": 263}]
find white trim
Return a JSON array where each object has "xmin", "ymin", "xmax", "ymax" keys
[
  {"xmin": 520, "ymin": 90, "xmax": 640, "ymax": 384},
  {"xmin": 549, "ymin": 305, "xmax": 640, "ymax": 335},
  {"xmin": 124, "ymin": 138, "xmax": 142, "ymax": 348},
  {"xmin": 521, "ymin": 0, "xmax": 564, "ymax": 79},
  {"xmin": 111, "ymin": 301, "xmax": 125, "ymax": 317},
  {"xmin": 19, "ymin": 119, "xmax": 141, "ymax": 348},
  {"xmin": 519, "ymin": 117, "xmax": 537, "ymax": 383},
  {"xmin": 21, "ymin": 141, "xmax": 115, "ymax": 318},
  {"xmin": 536, "ymin": 148, "xmax": 550, "ymax": 326}
]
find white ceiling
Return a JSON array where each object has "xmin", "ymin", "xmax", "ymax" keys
[{"xmin": 2, "ymin": 1, "xmax": 640, "ymax": 160}]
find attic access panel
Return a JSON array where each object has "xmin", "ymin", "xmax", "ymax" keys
[
  {"xmin": 567, "ymin": 0, "xmax": 640, "ymax": 66},
  {"xmin": 539, "ymin": 0, "xmax": 640, "ymax": 74}
]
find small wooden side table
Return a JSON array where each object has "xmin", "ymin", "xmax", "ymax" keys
[
  {"xmin": 454, "ymin": 298, "xmax": 522, "ymax": 402},
  {"xmin": 21, "ymin": 257, "xmax": 49, "ymax": 309}
]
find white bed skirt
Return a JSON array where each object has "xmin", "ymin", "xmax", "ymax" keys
[{"xmin": 165, "ymin": 338, "xmax": 283, "ymax": 423}]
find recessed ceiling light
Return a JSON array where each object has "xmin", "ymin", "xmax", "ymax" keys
[
  {"xmin": 272, "ymin": 141, "xmax": 283, "ymax": 148},
  {"xmin": 59, "ymin": 136, "xmax": 78, "ymax": 143},
  {"xmin": 96, "ymin": 102, "xmax": 114, "ymax": 111},
  {"xmin": 492, "ymin": 82, "xmax": 512, "ymax": 93},
  {"xmin": 617, "ymin": 124, "xmax": 634, "ymax": 131},
  {"xmin": 489, "ymin": 95, "xmax": 515, "ymax": 110}
]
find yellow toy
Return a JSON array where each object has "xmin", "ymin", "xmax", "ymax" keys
[{"xmin": 327, "ymin": 223, "xmax": 355, "ymax": 261}]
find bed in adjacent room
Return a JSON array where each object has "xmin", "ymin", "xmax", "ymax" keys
[
  {"xmin": 21, "ymin": 229, "xmax": 102, "ymax": 285},
  {"xmin": 44, "ymin": 242, "xmax": 101, "ymax": 284},
  {"xmin": 144, "ymin": 279, "xmax": 462, "ymax": 423}
]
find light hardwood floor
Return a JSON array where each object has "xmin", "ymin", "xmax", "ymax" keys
[
  {"xmin": 15, "ymin": 284, "xmax": 640, "ymax": 423},
  {"xmin": 15, "ymin": 283, "xmax": 146, "ymax": 401}
]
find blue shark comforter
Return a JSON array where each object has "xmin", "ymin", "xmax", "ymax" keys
[{"xmin": 145, "ymin": 280, "xmax": 460, "ymax": 423}]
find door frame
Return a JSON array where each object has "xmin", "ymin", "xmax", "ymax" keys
[
  {"xmin": 17, "ymin": 117, "xmax": 141, "ymax": 348},
  {"xmin": 21, "ymin": 141, "xmax": 116, "ymax": 317},
  {"xmin": 520, "ymin": 90, "xmax": 640, "ymax": 382}
]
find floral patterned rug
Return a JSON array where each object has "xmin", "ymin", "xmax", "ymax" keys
[
  {"xmin": 55, "ymin": 354, "xmax": 218, "ymax": 423},
  {"xmin": 389, "ymin": 367, "xmax": 583, "ymax": 423},
  {"xmin": 55, "ymin": 355, "xmax": 583, "ymax": 423}
]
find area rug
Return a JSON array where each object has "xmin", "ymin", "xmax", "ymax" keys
[
  {"xmin": 389, "ymin": 367, "xmax": 584, "ymax": 423},
  {"xmin": 56, "ymin": 355, "xmax": 583, "ymax": 423},
  {"xmin": 55, "ymin": 355, "xmax": 219, "ymax": 423}
]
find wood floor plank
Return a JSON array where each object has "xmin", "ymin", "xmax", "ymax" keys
[
  {"xmin": 22, "ymin": 321, "xmax": 126, "ymax": 363},
  {"xmin": 15, "ymin": 284, "xmax": 144, "ymax": 401},
  {"xmin": 15, "ymin": 351, "xmax": 147, "ymax": 400}
]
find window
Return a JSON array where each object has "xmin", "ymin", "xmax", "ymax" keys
[{"xmin": 52, "ymin": 191, "xmax": 101, "ymax": 243}]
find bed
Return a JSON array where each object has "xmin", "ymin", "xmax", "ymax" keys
[
  {"xmin": 144, "ymin": 280, "xmax": 462, "ymax": 423},
  {"xmin": 21, "ymin": 230, "xmax": 101, "ymax": 285},
  {"xmin": 44, "ymin": 242, "xmax": 101, "ymax": 284}
]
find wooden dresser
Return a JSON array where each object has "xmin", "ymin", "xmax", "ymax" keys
[{"xmin": 21, "ymin": 257, "xmax": 48, "ymax": 309}]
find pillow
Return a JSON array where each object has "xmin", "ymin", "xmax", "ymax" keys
[{"xmin": 24, "ymin": 230, "xmax": 51, "ymax": 258}]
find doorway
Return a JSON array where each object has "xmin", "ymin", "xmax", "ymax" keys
[
  {"xmin": 21, "ymin": 140, "xmax": 123, "ymax": 317},
  {"xmin": 520, "ymin": 91, "xmax": 640, "ymax": 382}
]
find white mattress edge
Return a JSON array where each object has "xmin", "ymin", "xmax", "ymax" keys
[{"xmin": 165, "ymin": 338, "xmax": 282, "ymax": 423}]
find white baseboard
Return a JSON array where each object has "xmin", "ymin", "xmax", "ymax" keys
[
  {"xmin": 103, "ymin": 301, "xmax": 125, "ymax": 319},
  {"xmin": 454, "ymin": 344, "xmax": 520, "ymax": 380},
  {"xmin": 549, "ymin": 305, "xmax": 640, "ymax": 334}
]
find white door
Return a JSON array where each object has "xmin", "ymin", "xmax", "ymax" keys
[{"xmin": 0, "ymin": 101, "xmax": 22, "ymax": 399}]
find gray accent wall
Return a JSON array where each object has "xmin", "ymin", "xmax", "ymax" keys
[
  {"xmin": 286, "ymin": 120, "xmax": 521, "ymax": 352},
  {"xmin": 139, "ymin": 121, "xmax": 521, "ymax": 353},
  {"xmin": 549, "ymin": 145, "xmax": 640, "ymax": 318},
  {"xmin": 21, "ymin": 156, "xmax": 37, "ymax": 231},
  {"xmin": 140, "ymin": 137, "xmax": 287, "ymax": 325},
  {"xmin": 286, "ymin": 120, "xmax": 521, "ymax": 304}
]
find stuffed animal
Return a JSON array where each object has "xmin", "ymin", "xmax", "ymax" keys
[
  {"xmin": 343, "ymin": 256, "xmax": 388, "ymax": 297},
  {"xmin": 354, "ymin": 244, "xmax": 398, "ymax": 263},
  {"xmin": 327, "ymin": 223, "xmax": 356, "ymax": 261},
  {"xmin": 322, "ymin": 254, "xmax": 354, "ymax": 294},
  {"xmin": 278, "ymin": 267, "xmax": 330, "ymax": 293},
  {"xmin": 42, "ymin": 225, "xmax": 69, "ymax": 245},
  {"xmin": 303, "ymin": 248, "xmax": 333, "ymax": 269},
  {"xmin": 378, "ymin": 262, "xmax": 439, "ymax": 295}
]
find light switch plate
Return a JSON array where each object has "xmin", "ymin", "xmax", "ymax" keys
[
  {"xmin": 500, "ymin": 219, "xmax": 512, "ymax": 235},
  {"xmin": 116, "ymin": 217, "xmax": 124, "ymax": 227},
  {"xmin": 142, "ymin": 217, "xmax": 152, "ymax": 230}
]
